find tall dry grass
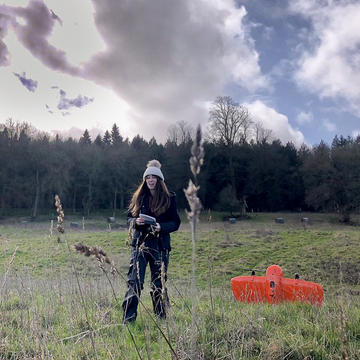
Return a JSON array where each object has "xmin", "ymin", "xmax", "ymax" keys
[
  {"xmin": 55, "ymin": 194, "xmax": 98, "ymax": 359},
  {"xmin": 0, "ymin": 223, "xmax": 359, "ymax": 359},
  {"xmin": 183, "ymin": 124, "xmax": 204, "ymax": 357}
]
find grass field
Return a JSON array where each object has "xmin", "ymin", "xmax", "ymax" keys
[{"xmin": 0, "ymin": 212, "xmax": 359, "ymax": 359}]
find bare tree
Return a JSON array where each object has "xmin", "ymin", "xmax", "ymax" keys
[
  {"xmin": 253, "ymin": 121, "xmax": 273, "ymax": 144},
  {"xmin": 1, "ymin": 118, "xmax": 38, "ymax": 140},
  {"xmin": 208, "ymin": 96, "xmax": 253, "ymax": 204},
  {"xmin": 167, "ymin": 120, "xmax": 193, "ymax": 145},
  {"xmin": 208, "ymin": 96, "xmax": 252, "ymax": 146}
]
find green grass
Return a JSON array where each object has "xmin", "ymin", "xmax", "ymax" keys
[{"xmin": 0, "ymin": 213, "xmax": 359, "ymax": 359}]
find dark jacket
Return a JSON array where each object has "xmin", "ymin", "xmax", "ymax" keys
[{"xmin": 127, "ymin": 192, "xmax": 181, "ymax": 251}]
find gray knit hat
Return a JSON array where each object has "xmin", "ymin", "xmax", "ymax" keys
[{"xmin": 143, "ymin": 160, "xmax": 164, "ymax": 181}]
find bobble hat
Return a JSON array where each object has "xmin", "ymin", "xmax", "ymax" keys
[{"xmin": 143, "ymin": 159, "xmax": 164, "ymax": 181}]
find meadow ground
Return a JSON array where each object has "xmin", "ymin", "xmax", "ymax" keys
[{"xmin": 0, "ymin": 211, "xmax": 359, "ymax": 359}]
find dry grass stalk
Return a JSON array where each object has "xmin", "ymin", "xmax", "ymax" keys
[
  {"xmin": 339, "ymin": 302, "xmax": 349, "ymax": 360},
  {"xmin": 72, "ymin": 242, "xmax": 146, "ymax": 360},
  {"xmin": 127, "ymin": 218, "xmax": 136, "ymax": 246},
  {"xmin": 160, "ymin": 261, "xmax": 166, "ymax": 304},
  {"xmin": 54, "ymin": 195, "xmax": 98, "ymax": 359},
  {"xmin": 136, "ymin": 261, "xmax": 141, "ymax": 284},
  {"xmin": 73, "ymin": 242, "xmax": 118, "ymax": 286},
  {"xmin": 73, "ymin": 242, "xmax": 112, "ymax": 267},
  {"xmin": 184, "ymin": 125, "xmax": 203, "ymax": 222},
  {"xmin": 74, "ymin": 242, "xmax": 178, "ymax": 360},
  {"xmin": 183, "ymin": 124, "xmax": 204, "ymax": 356},
  {"xmin": 189, "ymin": 125, "xmax": 204, "ymax": 178},
  {"xmin": 0, "ymin": 246, "xmax": 18, "ymax": 296},
  {"xmin": 54, "ymin": 195, "xmax": 64, "ymax": 234}
]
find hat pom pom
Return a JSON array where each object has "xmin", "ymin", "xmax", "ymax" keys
[{"xmin": 147, "ymin": 159, "xmax": 161, "ymax": 168}]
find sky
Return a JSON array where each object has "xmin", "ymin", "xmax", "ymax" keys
[{"xmin": 1, "ymin": 0, "xmax": 360, "ymax": 146}]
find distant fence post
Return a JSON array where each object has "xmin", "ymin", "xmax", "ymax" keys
[
  {"xmin": 107, "ymin": 217, "xmax": 115, "ymax": 232},
  {"xmin": 49, "ymin": 219, "xmax": 54, "ymax": 238}
]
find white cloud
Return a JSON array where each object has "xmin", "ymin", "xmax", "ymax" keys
[
  {"xmin": 83, "ymin": 0, "xmax": 268, "ymax": 140},
  {"xmin": 244, "ymin": 100, "xmax": 305, "ymax": 146},
  {"xmin": 291, "ymin": 0, "xmax": 360, "ymax": 116},
  {"xmin": 323, "ymin": 119, "xmax": 336, "ymax": 132},
  {"xmin": 296, "ymin": 111, "xmax": 313, "ymax": 125}
]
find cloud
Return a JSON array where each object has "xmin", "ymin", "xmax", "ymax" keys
[
  {"xmin": 0, "ymin": 39, "xmax": 10, "ymax": 66},
  {"xmin": 57, "ymin": 89, "xmax": 94, "ymax": 111},
  {"xmin": 323, "ymin": 119, "xmax": 336, "ymax": 132},
  {"xmin": 290, "ymin": 0, "xmax": 360, "ymax": 116},
  {"xmin": 0, "ymin": 11, "xmax": 12, "ymax": 65},
  {"xmin": 82, "ymin": 0, "xmax": 268, "ymax": 140},
  {"xmin": 1, "ymin": 0, "xmax": 268, "ymax": 141},
  {"xmin": 245, "ymin": 100, "xmax": 305, "ymax": 146},
  {"xmin": 13, "ymin": 72, "xmax": 38, "ymax": 91},
  {"xmin": 0, "ymin": 0, "xmax": 79, "ymax": 74},
  {"xmin": 296, "ymin": 111, "xmax": 313, "ymax": 125}
]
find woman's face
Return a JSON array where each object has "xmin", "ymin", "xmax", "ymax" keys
[{"xmin": 145, "ymin": 174, "xmax": 158, "ymax": 191}]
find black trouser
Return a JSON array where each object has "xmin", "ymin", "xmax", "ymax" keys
[{"xmin": 122, "ymin": 246, "xmax": 169, "ymax": 323}]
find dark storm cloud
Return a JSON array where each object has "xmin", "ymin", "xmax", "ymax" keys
[
  {"xmin": 0, "ymin": 11, "xmax": 11, "ymax": 66},
  {"xmin": 0, "ymin": 0, "xmax": 79, "ymax": 74},
  {"xmin": 0, "ymin": 39, "xmax": 9, "ymax": 66},
  {"xmin": 13, "ymin": 72, "xmax": 38, "ymax": 92},
  {"xmin": 57, "ymin": 89, "xmax": 94, "ymax": 110}
]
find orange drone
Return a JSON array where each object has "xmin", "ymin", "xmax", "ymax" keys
[{"xmin": 231, "ymin": 265, "xmax": 323, "ymax": 305}]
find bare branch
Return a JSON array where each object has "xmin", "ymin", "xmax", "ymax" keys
[{"xmin": 209, "ymin": 96, "xmax": 252, "ymax": 146}]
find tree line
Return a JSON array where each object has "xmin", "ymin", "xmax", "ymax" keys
[{"xmin": 1, "ymin": 96, "xmax": 360, "ymax": 222}]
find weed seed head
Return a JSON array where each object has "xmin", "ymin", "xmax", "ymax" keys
[
  {"xmin": 54, "ymin": 194, "xmax": 65, "ymax": 234},
  {"xmin": 184, "ymin": 125, "xmax": 204, "ymax": 222},
  {"xmin": 189, "ymin": 125, "xmax": 204, "ymax": 177},
  {"xmin": 184, "ymin": 179, "xmax": 202, "ymax": 221},
  {"xmin": 72, "ymin": 242, "xmax": 116, "ymax": 274}
]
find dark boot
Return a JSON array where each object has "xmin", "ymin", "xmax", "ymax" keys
[
  {"xmin": 150, "ymin": 288, "xmax": 167, "ymax": 319},
  {"xmin": 122, "ymin": 280, "xmax": 141, "ymax": 323}
]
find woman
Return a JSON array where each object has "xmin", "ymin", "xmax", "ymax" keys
[{"xmin": 122, "ymin": 160, "xmax": 181, "ymax": 323}]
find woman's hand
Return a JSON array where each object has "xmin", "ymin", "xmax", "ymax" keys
[
  {"xmin": 135, "ymin": 217, "xmax": 145, "ymax": 226},
  {"xmin": 152, "ymin": 222, "xmax": 161, "ymax": 232}
]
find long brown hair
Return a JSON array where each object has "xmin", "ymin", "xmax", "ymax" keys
[{"xmin": 129, "ymin": 177, "xmax": 171, "ymax": 217}]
